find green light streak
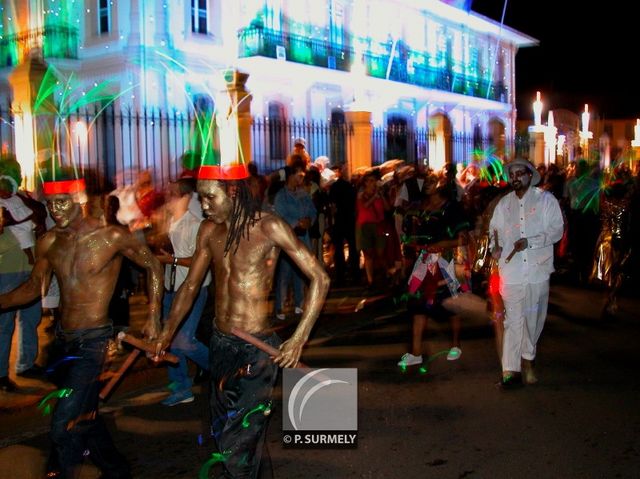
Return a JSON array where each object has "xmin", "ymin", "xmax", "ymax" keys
[
  {"xmin": 198, "ymin": 452, "xmax": 229, "ymax": 479},
  {"xmin": 241, "ymin": 402, "xmax": 270, "ymax": 428},
  {"xmin": 37, "ymin": 388, "xmax": 73, "ymax": 416}
]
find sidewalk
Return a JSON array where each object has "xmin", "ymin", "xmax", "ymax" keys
[{"xmin": 0, "ymin": 284, "xmax": 401, "ymax": 413}]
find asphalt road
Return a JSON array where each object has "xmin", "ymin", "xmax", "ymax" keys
[{"xmin": 0, "ymin": 282, "xmax": 638, "ymax": 478}]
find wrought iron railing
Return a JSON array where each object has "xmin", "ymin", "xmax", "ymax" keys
[
  {"xmin": 0, "ymin": 25, "xmax": 79, "ymax": 68},
  {"xmin": 238, "ymin": 27, "xmax": 506, "ymax": 102}
]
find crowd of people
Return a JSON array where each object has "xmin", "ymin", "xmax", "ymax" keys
[{"xmin": 0, "ymin": 140, "xmax": 639, "ymax": 476}]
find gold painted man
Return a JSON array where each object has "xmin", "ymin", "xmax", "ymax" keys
[
  {"xmin": 157, "ymin": 164, "xmax": 330, "ymax": 477},
  {"xmin": 0, "ymin": 176, "xmax": 163, "ymax": 478}
]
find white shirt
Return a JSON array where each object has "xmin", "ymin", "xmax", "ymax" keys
[
  {"xmin": 490, "ymin": 187, "xmax": 564, "ymax": 284},
  {"xmin": 164, "ymin": 210, "xmax": 211, "ymax": 290},
  {"xmin": 0, "ymin": 194, "xmax": 35, "ymax": 249}
]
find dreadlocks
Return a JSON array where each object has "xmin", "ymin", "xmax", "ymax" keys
[{"xmin": 224, "ymin": 179, "xmax": 262, "ymax": 255}]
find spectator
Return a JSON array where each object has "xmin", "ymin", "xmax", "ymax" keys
[
  {"xmin": 286, "ymin": 137, "xmax": 311, "ymax": 168},
  {"xmin": 355, "ymin": 172, "xmax": 388, "ymax": 290},
  {"xmin": 155, "ymin": 179, "xmax": 211, "ymax": 406},
  {"xmin": 328, "ymin": 163, "xmax": 358, "ymax": 286},
  {"xmin": 273, "ymin": 163, "xmax": 317, "ymax": 319}
]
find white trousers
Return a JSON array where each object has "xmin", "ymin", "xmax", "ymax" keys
[{"xmin": 499, "ymin": 280, "xmax": 550, "ymax": 372}]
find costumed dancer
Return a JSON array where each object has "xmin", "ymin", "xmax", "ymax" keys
[
  {"xmin": 157, "ymin": 114, "xmax": 330, "ymax": 478},
  {"xmin": 590, "ymin": 172, "xmax": 632, "ymax": 317},
  {"xmin": 489, "ymin": 158, "xmax": 564, "ymax": 389},
  {"xmin": 0, "ymin": 165, "xmax": 163, "ymax": 478}
]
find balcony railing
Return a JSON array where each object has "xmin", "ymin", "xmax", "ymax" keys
[
  {"xmin": 0, "ymin": 24, "xmax": 79, "ymax": 68},
  {"xmin": 238, "ymin": 27, "xmax": 506, "ymax": 102}
]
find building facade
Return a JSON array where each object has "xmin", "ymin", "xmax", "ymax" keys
[{"xmin": 0, "ymin": 0, "xmax": 536, "ymax": 190}]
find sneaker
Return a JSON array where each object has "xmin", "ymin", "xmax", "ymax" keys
[
  {"xmin": 397, "ymin": 353, "xmax": 423, "ymax": 367},
  {"xmin": 446, "ymin": 347, "xmax": 462, "ymax": 361},
  {"xmin": 294, "ymin": 307, "xmax": 303, "ymax": 315},
  {"xmin": 161, "ymin": 390, "xmax": 194, "ymax": 406},
  {"xmin": 275, "ymin": 313, "xmax": 286, "ymax": 321}
]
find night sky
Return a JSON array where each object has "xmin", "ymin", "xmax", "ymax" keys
[{"xmin": 471, "ymin": 0, "xmax": 637, "ymax": 121}]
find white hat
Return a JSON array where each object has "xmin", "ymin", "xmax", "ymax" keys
[
  {"xmin": 294, "ymin": 137, "xmax": 306, "ymax": 148},
  {"xmin": 505, "ymin": 158, "xmax": 541, "ymax": 186}
]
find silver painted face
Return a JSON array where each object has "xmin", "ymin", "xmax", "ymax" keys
[
  {"xmin": 197, "ymin": 180, "xmax": 232, "ymax": 224},
  {"xmin": 46, "ymin": 194, "xmax": 81, "ymax": 228}
]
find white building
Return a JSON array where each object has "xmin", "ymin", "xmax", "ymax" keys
[{"xmin": 0, "ymin": 0, "xmax": 536, "ymax": 188}]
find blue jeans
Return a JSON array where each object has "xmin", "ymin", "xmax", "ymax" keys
[
  {"xmin": 274, "ymin": 254, "xmax": 305, "ymax": 313},
  {"xmin": 49, "ymin": 325, "xmax": 130, "ymax": 478},
  {"xmin": 0, "ymin": 270, "xmax": 42, "ymax": 377},
  {"xmin": 162, "ymin": 287, "xmax": 210, "ymax": 393}
]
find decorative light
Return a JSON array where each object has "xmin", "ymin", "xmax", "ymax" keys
[
  {"xmin": 631, "ymin": 119, "xmax": 640, "ymax": 148},
  {"xmin": 533, "ymin": 91, "xmax": 543, "ymax": 127}
]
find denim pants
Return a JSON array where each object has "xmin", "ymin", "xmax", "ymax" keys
[
  {"xmin": 274, "ymin": 254, "xmax": 305, "ymax": 313},
  {"xmin": 49, "ymin": 325, "xmax": 130, "ymax": 478},
  {"xmin": 0, "ymin": 270, "xmax": 42, "ymax": 377},
  {"xmin": 209, "ymin": 328, "xmax": 280, "ymax": 478},
  {"xmin": 162, "ymin": 287, "xmax": 210, "ymax": 393}
]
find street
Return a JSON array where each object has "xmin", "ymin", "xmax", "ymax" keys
[{"xmin": 0, "ymin": 281, "xmax": 638, "ymax": 478}]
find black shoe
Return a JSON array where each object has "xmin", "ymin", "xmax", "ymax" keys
[
  {"xmin": 193, "ymin": 367, "xmax": 210, "ymax": 385},
  {"xmin": 497, "ymin": 373, "xmax": 523, "ymax": 390},
  {"xmin": 17, "ymin": 365, "xmax": 46, "ymax": 379},
  {"xmin": 0, "ymin": 376, "xmax": 17, "ymax": 392}
]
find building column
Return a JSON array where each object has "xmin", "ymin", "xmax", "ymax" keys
[
  {"xmin": 8, "ymin": 52, "xmax": 52, "ymax": 191},
  {"xmin": 345, "ymin": 110, "xmax": 372, "ymax": 178},
  {"xmin": 528, "ymin": 126, "xmax": 545, "ymax": 167},
  {"xmin": 223, "ymin": 69, "xmax": 252, "ymax": 167}
]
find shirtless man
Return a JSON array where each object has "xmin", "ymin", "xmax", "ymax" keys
[
  {"xmin": 0, "ymin": 176, "xmax": 163, "ymax": 478},
  {"xmin": 158, "ymin": 174, "xmax": 330, "ymax": 477}
]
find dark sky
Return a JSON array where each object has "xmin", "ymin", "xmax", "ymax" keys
[{"xmin": 471, "ymin": 0, "xmax": 637, "ymax": 121}]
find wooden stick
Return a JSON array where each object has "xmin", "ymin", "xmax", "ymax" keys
[
  {"xmin": 118, "ymin": 332, "xmax": 179, "ymax": 363},
  {"xmin": 99, "ymin": 349, "xmax": 141, "ymax": 400},
  {"xmin": 99, "ymin": 333, "xmax": 179, "ymax": 401},
  {"xmin": 230, "ymin": 327, "xmax": 308, "ymax": 369},
  {"xmin": 504, "ymin": 248, "xmax": 517, "ymax": 264}
]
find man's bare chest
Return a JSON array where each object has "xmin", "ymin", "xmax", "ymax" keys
[{"xmin": 49, "ymin": 233, "xmax": 116, "ymax": 277}]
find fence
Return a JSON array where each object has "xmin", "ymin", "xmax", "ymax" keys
[
  {"xmin": 1, "ymin": 105, "xmax": 530, "ymax": 194},
  {"xmin": 250, "ymin": 117, "xmax": 351, "ymax": 173}
]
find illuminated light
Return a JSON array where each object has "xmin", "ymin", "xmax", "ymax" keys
[
  {"xmin": 631, "ymin": 119, "xmax": 640, "ymax": 148},
  {"xmin": 419, "ymin": 367, "xmax": 427, "ymax": 374},
  {"xmin": 532, "ymin": 91, "xmax": 543, "ymax": 129}
]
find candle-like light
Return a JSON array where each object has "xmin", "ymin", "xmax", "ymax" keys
[
  {"xmin": 632, "ymin": 119, "xmax": 640, "ymax": 147},
  {"xmin": 581, "ymin": 104, "xmax": 589, "ymax": 134},
  {"xmin": 533, "ymin": 91, "xmax": 543, "ymax": 127}
]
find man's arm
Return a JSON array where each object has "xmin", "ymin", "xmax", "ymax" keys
[
  {"xmin": 525, "ymin": 193, "xmax": 565, "ymax": 249},
  {"xmin": 157, "ymin": 221, "xmax": 213, "ymax": 350},
  {"xmin": 0, "ymin": 234, "xmax": 53, "ymax": 309},
  {"xmin": 263, "ymin": 216, "xmax": 330, "ymax": 368},
  {"xmin": 489, "ymin": 201, "xmax": 504, "ymax": 259},
  {"xmin": 115, "ymin": 227, "xmax": 164, "ymax": 339}
]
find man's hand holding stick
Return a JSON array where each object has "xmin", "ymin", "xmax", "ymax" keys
[{"xmin": 99, "ymin": 332, "xmax": 179, "ymax": 400}]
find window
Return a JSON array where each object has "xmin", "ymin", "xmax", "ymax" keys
[
  {"xmin": 98, "ymin": 0, "xmax": 110, "ymax": 35},
  {"xmin": 268, "ymin": 102, "xmax": 287, "ymax": 162},
  {"xmin": 192, "ymin": 0, "xmax": 208, "ymax": 34}
]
